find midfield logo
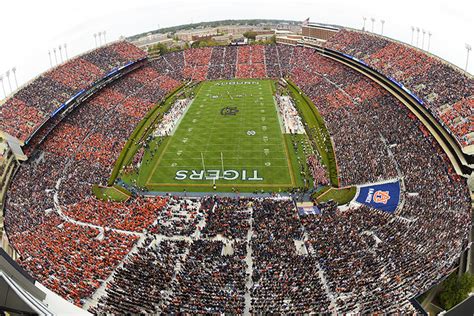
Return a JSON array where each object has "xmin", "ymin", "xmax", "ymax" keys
[{"xmin": 221, "ymin": 106, "xmax": 239, "ymax": 116}]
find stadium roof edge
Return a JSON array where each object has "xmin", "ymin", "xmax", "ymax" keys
[
  {"xmin": 305, "ymin": 22, "xmax": 340, "ymax": 31},
  {"xmin": 340, "ymin": 27, "xmax": 474, "ymax": 79}
]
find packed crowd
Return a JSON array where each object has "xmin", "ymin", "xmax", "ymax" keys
[
  {"xmin": 162, "ymin": 239, "xmax": 247, "ymax": 314},
  {"xmin": 209, "ymin": 46, "xmax": 240, "ymax": 80},
  {"xmin": 324, "ymin": 29, "xmax": 474, "ymax": 147},
  {"xmin": 288, "ymin": 48, "xmax": 470, "ymax": 312},
  {"xmin": 4, "ymin": 49, "xmax": 181, "ymax": 305},
  {"xmin": 2, "ymin": 43, "xmax": 471, "ymax": 313},
  {"xmin": 63, "ymin": 197, "xmax": 168, "ymax": 232},
  {"xmin": 207, "ymin": 46, "xmax": 226, "ymax": 80},
  {"xmin": 201, "ymin": 197, "xmax": 250, "ymax": 240},
  {"xmin": 264, "ymin": 45, "xmax": 282, "ymax": 78},
  {"xmin": 307, "ymin": 154, "xmax": 329, "ymax": 186},
  {"xmin": 91, "ymin": 238, "xmax": 190, "ymax": 314},
  {"xmin": 236, "ymin": 45, "xmax": 266, "ymax": 78},
  {"xmin": 0, "ymin": 41, "xmax": 146, "ymax": 142},
  {"xmin": 147, "ymin": 197, "xmax": 208, "ymax": 237},
  {"xmin": 183, "ymin": 47, "xmax": 212, "ymax": 81},
  {"xmin": 12, "ymin": 212, "xmax": 138, "ymax": 306},
  {"xmin": 250, "ymin": 198, "xmax": 331, "ymax": 313}
]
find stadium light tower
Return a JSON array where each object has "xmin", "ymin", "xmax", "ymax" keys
[
  {"xmin": 5, "ymin": 70, "xmax": 12, "ymax": 94},
  {"xmin": 12, "ymin": 67, "xmax": 18, "ymax": 90},
  {"xmin": 58, "ymin": 45, "xmax": 63, "ymax": 63},
  {"xmin": 98, "ymin": 31, "xmax": 102, "ymax": 46},
  {"xmin": 416, "ymin": 27, "xmax": 420, "ymax": 47},
  {"xmin": 362, "ymin": 17, "xmax": 367, "ymax": 31},
  {"xmin": 64, "ymin": 43, "xmax": 68, "ymax": 60},
  {"xmin": 421, "ymin": 29, "xmax": 426, "ymax": 50},
  {"xmin": 53, "ymin": 48, "xmax": 58, "ymax": 65},
  {"xmin": 94, "ymin": 33, "xmax": 97, "ymax": 47},
  {"xmin": 0, "ymin": 75, "xmax": 6, "ymax": 99},
  {"xmin": 103, "ymin": 30, "xmax": 107, "ymax": 44},
  {"xmin": 370, "ymin": 18, "xmax": 375, "ymax": 32},
  {"xmin": 427, "ymin": 32, "xmax": 432, "ymax": 51},
  {"xmin": 48, "ymin": 50, "xmax": 53, "ymax": 68},
  {"xmin": 411, "ymin": 26, "xmax": 415, "ymax": 45},
  {"xmin": 381, "ymin": 20, "xmax": 385, "ymax": 35},
  {"xmin": 466, "ymin": 44, "xmax": 472, "ymax": 72}
]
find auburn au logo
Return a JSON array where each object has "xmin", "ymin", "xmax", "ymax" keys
[
  {"xmin": 220, "ymin": 106, "xmax": 239, "ymax": 116},
  {"xmin": 373, "ymin": 191, "xmax": 390, "ymax": 204}
]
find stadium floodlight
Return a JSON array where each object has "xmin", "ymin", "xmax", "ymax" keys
[
  {"xmin": 427, "ymin": 32, "xmax": 432, "ymax": 51},
  {"xmin": 94, "ymin": 33, "xmax": 97, "ymax": 47},
  {"xmin": 98, "ymin": 31, "xmax": 102, "ymax": 46},
  {"xmin": 58, "ymin": 45, "xmax": 63, "ymax": 63},
  {"xmin": 411, "ymin": 26, "xmax": 415, "ymax": 45},
  {"xmin": 48, "ymin": 51, "xmax": 53, "ymax": 68},
  {"xmin": 362, "ymin": 17, "xmax": 367, "ymax": 31},
  {"xmin": 5, "ymin": 70, "xmax": 12, "ymax": 94},
  {"xmin": 103, "ymin": 31, "xmax": 107, "ymax": 44},
  {"xmin": 466, "ymin": 44, "xmax": 472, "ymax": 72},
  {"xmin": 421, "ymin": 29, "xmax": 426, "ymax": 50},
  {"xmin": 53, "ymin": 48, "xmax": 58, "ymax": 65},
  {"xmin": 12, "ymin": 67, "xmax": 18, "ymax": 90},
  {"xmin": 416, "ymin": 27, "xmax": 420, "ymax": 47},
  {"xmin": 0, "ymin": 75, "xmax": 6, "ymax": 99},
  {"xmin": 370, "ymin": 17, "xmax": 375, "ymax": 33},
  {"xmin": 381, "ymin": 20, "xmax": 385, "ymax": 35},
  {"xmin": 64, "ymin": 44, "xmax": 68, "ymax": 60}
]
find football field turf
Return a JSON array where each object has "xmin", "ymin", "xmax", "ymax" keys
[{"xmin": 143, "ymin": 79, "xmax": 298, "ymax": 191}]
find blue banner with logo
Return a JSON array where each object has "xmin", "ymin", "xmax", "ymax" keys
[
  {"xmin": 355, "ymin": 181, "xmax": 400, "ymax": 213},
  {"xmin": 298, "ymin": 206, "xmax": 321, "ymax": 216}
]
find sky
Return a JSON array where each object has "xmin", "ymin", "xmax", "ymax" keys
[{"xmin": 0, "ymin": 0, "xmax": 473, "ymax": 94}]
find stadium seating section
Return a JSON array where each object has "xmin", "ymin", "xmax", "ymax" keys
[
  {"xmin": 1, "ymin": 40, "xmax": 472, "ymax": 313},
  {"xmin": 324, "ymin": 29, "xmax": 474, "ymax": 147},
  {"xmin": 0, "ymin": 41, "xmax": 146, "ymax": 142}
]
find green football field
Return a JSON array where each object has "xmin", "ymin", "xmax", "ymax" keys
[{"xmin": 136, "ymin": 79, "xmax": 300, "ymax": 191}]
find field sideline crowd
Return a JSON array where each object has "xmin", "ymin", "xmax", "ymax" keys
[{"xmin": 1, "ymin": 37, "xmax": 472, "ymax": 313}]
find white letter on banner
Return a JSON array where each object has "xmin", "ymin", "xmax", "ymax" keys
[{"xmin": 365, "ymin": 188, "xmax": 374, "ymax": 203}]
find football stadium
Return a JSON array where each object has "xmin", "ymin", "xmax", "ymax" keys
[{"xmin": 0, "ymin": 6, "xmax": 473, "ymax": 315}]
